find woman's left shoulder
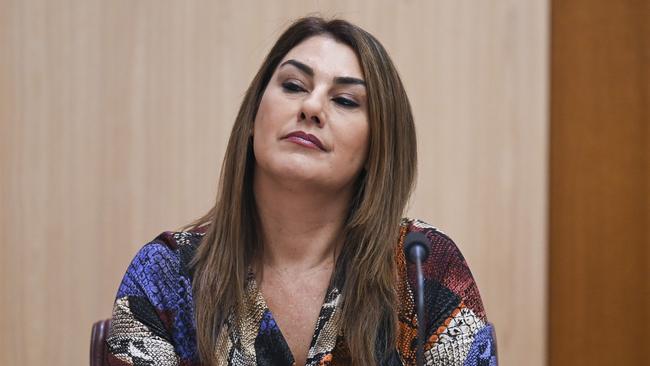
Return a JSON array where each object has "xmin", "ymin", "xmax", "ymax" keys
[
  {"xmin": 397, "ymin": 217, "xmax": 486, "ymax": 319},
  {"xmin": 399, "ymin": 217, "xmax": 461, "ymax": 259},
  {"xmin": 395, "ymin": 218, "xmax": 497, "ymax": 365}
]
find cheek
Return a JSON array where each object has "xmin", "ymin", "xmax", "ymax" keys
[
  {"xmin": 254, "ymin": 89, "xmax": 294, "ymax": 135},
  {"xmin": 252, "ymin": 94, "xmax": 272, "ymax": 161},
  {"xmin": 253, "ymin": 90, "xmax": 293, "ymax": 163},
  {"xmin": 337, "ymin": 120, "xmax": 370, "ymax": 166},
  {"xmin": 254, "ymin": 93, "xmax": 273, "ymax": 131},
  {"xmin": 253, "ymin": 96, "xmax": 277, "ymax": 149}
]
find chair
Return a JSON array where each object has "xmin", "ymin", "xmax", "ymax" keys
[{"xmin": 90, "ymin": 319, "xmax": 111, "ymax": 366}]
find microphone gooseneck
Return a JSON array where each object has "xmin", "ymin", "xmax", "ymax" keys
[{"xmin": 404, "ymin": 232, "xmax": 431, "ymax": 366}]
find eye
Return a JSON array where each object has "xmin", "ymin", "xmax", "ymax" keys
[
  {"xmin": 332, "ymin": 96, "xmax": 359, "ymax": 108},
  {"xmin": 282, "ymin": 81, "xmax": 306, "ymax": 93}
]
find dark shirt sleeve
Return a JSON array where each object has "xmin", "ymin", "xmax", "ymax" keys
[{"xmin": 106, "ymin": 242, "xmax": 181, "ymax": 366}]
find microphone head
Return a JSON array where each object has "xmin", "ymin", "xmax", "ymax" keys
[{"xmin": 404, "ymin": 232, "xmax": 431, "ymax": 263}]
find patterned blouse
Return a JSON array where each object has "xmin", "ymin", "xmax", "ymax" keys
[{"xmin": 106, "ymin": 219, "xmax": 497, "ymax": 365}]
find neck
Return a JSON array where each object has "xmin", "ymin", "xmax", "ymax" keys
[{"xmin": 253, "ymin": 169, "xmax": 354, "ymax": 274}]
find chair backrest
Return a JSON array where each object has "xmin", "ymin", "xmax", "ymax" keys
[{"xmin": 90, "ymin": 319, "xmax": 111, "ymax": 366}]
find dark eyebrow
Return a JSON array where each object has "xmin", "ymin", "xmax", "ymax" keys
[
  {"xmin": 280, "ymin": 59, "xmax": 366, "ymax": 87},
  {"xmin": 334, "ymin": 76, "xmax": 366, "ymax": 87},
  {"xmin": 280, "ymin": 59, "xmax": 313, "ymax": 77}
]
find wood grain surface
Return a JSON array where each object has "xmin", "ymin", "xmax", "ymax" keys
[{"xmin": 549, "ymin": 0, "xmax": 649, "ymax": 365}]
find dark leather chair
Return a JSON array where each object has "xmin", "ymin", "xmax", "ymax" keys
[{"xmin": 90, "ymin": 319, "xmax": 111, "ymax": 366}]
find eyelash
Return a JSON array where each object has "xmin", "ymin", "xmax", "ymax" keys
[{"xmin": 281, "ymin": 81, "xmax": 360, "ymax": 108}]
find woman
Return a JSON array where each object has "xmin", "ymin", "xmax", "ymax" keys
[{"xmin": 107, "ymin": 16, "xmax": 497, "ymax": 366}]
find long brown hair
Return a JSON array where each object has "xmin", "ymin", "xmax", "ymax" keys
[{"xmin": 187, "ymin": 16, "xmax": 417, "ymax": 366}]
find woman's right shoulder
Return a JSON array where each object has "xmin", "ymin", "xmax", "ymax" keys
[
  {"xmin": 109, "ymin": 230, "xmax": 205, "ymax": 364},
  {"xmin": 115, "ymin": 230, "xmax": 205, "ymax": 299}
]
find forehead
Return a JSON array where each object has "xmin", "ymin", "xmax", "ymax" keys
[{"xmin": 281, "ymin": 35, "xmax": 364, "ymax": 79}]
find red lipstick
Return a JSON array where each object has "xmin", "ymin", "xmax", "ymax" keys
[{"xmin": 283, "ymin": 131, "xmax": 326, "ymax": 151}]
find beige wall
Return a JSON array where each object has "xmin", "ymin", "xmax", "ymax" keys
[{"xmin": 0, "ymin": 1, "xmax": 548, "ymax": 365}]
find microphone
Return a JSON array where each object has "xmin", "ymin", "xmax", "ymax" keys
[{"xmin": 404, "ymin": 232, "xmax": 431, "ymax": 366}]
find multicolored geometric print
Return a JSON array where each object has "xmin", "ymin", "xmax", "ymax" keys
[
  {"xmin": 395, "ymin": 221, "xmax": 497, "ymax": 366},
  {"xmin": 106, "ymin": 219, "xmax": 497, "ymax": 365}
]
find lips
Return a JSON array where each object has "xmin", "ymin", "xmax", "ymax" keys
[{"xmin": 283, "ymin": 131, "xmax": 326, "ymax": 151}]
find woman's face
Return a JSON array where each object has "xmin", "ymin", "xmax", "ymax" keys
[{"xmin": 253, "ymin": 35, "xmax": 369, "ymax": 193}]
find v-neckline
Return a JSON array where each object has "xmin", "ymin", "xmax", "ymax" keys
[{"xmin": 247, "ymin": 269, "xmax": 343, "ymax": 366}]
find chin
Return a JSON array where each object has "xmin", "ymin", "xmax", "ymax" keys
[
  {"xmin": 256, "ymin": 155, "xmax": 335, "ymax": 189},
  {"xmin": 272, "ymin": 156, "xmax": 325, "ymax": 182}
]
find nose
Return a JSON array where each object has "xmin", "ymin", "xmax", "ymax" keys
[
  {"xmin": 299, "ymin": 91, "xmax": 325, "ymax": 126},
  {"xmin": 300, "ymin": 111, "xmax": 320, "ymax": 125}
]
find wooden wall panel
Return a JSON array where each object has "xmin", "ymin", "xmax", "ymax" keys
[
  {"xmin": 549, "ymin": 0, "xmax": 649, "ymax": 365},
  {"xmin": 0, "ymin": 1, "xmax": 548, "ymax": 365}
]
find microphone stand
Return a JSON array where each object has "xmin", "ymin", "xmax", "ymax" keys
[{"xmin": 404, "ymin": 232, "xmax": 430, "ymax": 366}]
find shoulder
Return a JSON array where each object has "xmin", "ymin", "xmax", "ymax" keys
[
  {"xmin": 115, "ymin": 230, "xmax": 204, "ymax": 300},
  {"xmin": 399, "ymin": 217, "xmax": 461, "ymax": 257},
  {"xmin": 109, "ymin": 230, "xmax": 205, "ymax": 363},
  {"xmin": 395, "ymin": 219, "xmax": 495, "ymax": 364},
  {"xmin": 397, "ymin": 217, "xmax": 485, "ymax": 319}
]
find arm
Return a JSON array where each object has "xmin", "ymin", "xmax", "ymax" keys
[
  {"xmin": 106, "ymin": 242, "xmax": 181, "ymax": 366},
  {"xmin": 398, "ymin": 220, "xmax": 498, "ymax": 366},
  {"xmin": 421, "ymin": 223, "xmax": 497, "ymax": 366}
]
